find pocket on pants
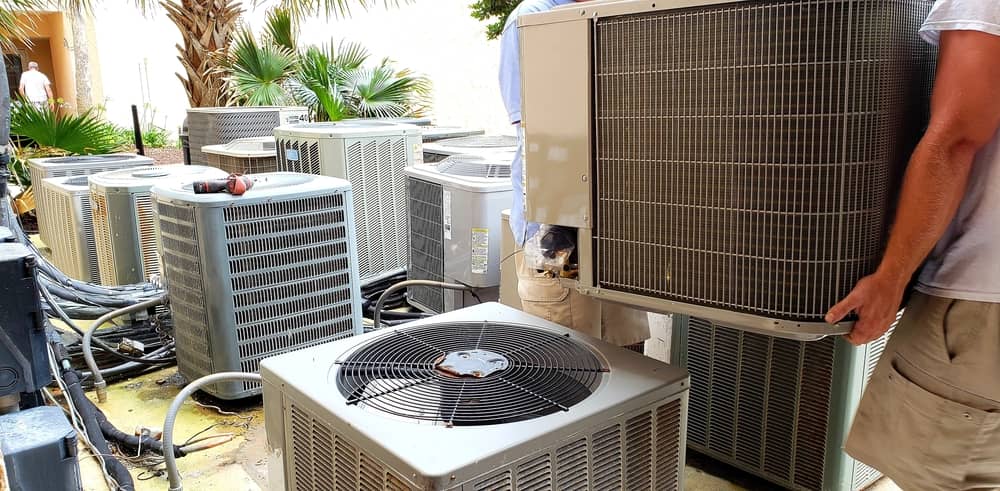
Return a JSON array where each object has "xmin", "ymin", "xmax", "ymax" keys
[
  {"xmin": 846, "ymin": 356, "xmax": 983, "ymax": 491},
  {"xmin": 517, "ymin": 275, "xmax": 573, "ymax": 326}
]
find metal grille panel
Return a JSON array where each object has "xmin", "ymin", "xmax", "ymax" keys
[
  {"xmin": 187, "ymin": 109, "xmax": 291, "ymax": 164},
  {"xmin": 437, "ymin": 156, "xmax": 512, "ymax": 179},
  {"xmin": 134, "ymin": 193, "xmax": 160, "ymax": 281},
  {"xmin": 156, "ymin": 202, "xmax": 214, "ymax": 378},
  {"xmin": 275, "ymin": 138, "xmax": 321, "ymax": 175},
  {"xmin": 224, "ymin": 192, "xmax": 358, "ymax": 394},
  {"xmin": 346, "ymin": 138, "xmax": 410, "ymax": 279},
  {"xmin": 46, "ymin": 179, "xmax": 100, "ymax": 283},
  {"xmin": 207, "ymin": 153, "xmax": 278, "ymax": 175},
  {"xmin": 593, "ymin": 0, "xmax": 935, "ymax": 323},
  {"xmin": 406, "ymin": 176, "xmax": 444, "ymax": 313},
  {"xmin": 91, "ymin": 192, "xmax": 117, "ymax": 285}
]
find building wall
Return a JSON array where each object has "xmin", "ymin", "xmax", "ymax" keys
[{"xmin": 91, "ymin": 0, "xmax": 511, "ymax": 138}]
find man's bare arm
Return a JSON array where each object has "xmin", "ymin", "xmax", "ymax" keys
[{"xmin": 827, "ymin": 29, "xmax": 1000, "ymax": 344}]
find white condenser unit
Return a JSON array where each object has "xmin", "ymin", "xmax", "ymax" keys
[
  {"xmin": 202, "ymin": 137, "xmax": 278, "ymax": 175},
  {"xmin": 422, "ymin": 135, "xmax": 517, "ymax": 164},
  {"xmin": 519, "ymin": 0, "xmax": 936, "ymax": 339},
  {"xmin": 670, "ymin": 315, "xmax": 896, "ymax": 491},
  {"xmin": 186, "ymin": 106, "xmax": 307, "ymax": 165},
  {"xmin": 261, "ymin": 302, "xmax": 690, "ymax": 490},
  {"xmin": 89, "ymin": 165, "xmax": 228, "ymax": 286},
  {"xmin": 273, "ymin": 121, "xmax": 422, "ymax": 281},
  {"xmin": 41, "ymin": 176, "xmax": 100, "ymax": 282},
  {"xmin": 404, "ymin": 155, "xmax": 513, "ymax": 313},
  {"xmin": 419, "ymin": 125, "xmax": 485, "ymax": 143},
  {"xmin": 153, "ymin": 172, "xmax": 364, "ymax": 399},
  {"xmin": 28, "ymin": 154, "xmax": 152, "ymax": 248}
]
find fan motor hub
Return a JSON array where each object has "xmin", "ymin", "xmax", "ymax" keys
[{"xmin": 436, "ymin": 350, "xmax": 509, "ymax": 378}]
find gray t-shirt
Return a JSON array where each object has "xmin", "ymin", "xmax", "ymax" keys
[{"xmin": 916, "ymin": 0, "xmax": 1000, "ymax": 302}]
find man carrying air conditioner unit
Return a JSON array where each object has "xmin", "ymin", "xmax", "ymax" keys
[
  {"xmin": 825, "ymin": 1, "xmax": 1000, "ymax": 489},
  {"xmin": 499, "ymin": 0, "xmax": 650, "ymax": 351}
]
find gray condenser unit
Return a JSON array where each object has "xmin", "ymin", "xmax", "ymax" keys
[
  {"xmin": 28, "ymin": 153, "xmax": 152, "ymax": 249},
  {"xmin": 152, "ymin": 172, "xmax": 364, "ymax": 399},
  {"xmin": 422, "ymin": 135, "xmax": 517, "ymax": 163},
  {"xmin": 185, "ymin": 106, "xmax": 307, "ymax": 165},
  {"xmin": 201, "ymin": 136, "xmax": 278, "ymax": 175},
  {"xmin": 90, "ymin": 165, "xmax": 228, "ymax": 285},
  {"xmin": 670, "ymin": 315, "xmax": 896, "ymax": 491},
  {"xmin": 404, "ymin": 155, "xmax": 513, "ymax": 313},
  {"xmin": 273, "ymin": 121, "xmax": 422, "ymax": 281},
  {"xmin": 519, "ymin": 0, "xmax": 936, "ymax": 339},
  {"xmin": 261, "ymin": 302, "xmax": 690, "ymax": 490}
]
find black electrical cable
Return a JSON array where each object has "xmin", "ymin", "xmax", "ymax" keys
[
  {"xmin": 61, "ymin": 368, "xmax": 136, "ymax": 491},
  {"xmin": 40, "ymin": 284, "xmax": 175, "ymax": 366},
  {"xmin": 94, "ymin": 407, "xmax": 185, "ymax": 458}
]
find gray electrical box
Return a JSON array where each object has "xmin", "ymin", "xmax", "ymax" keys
[
  {"xmin": 0, "ymin": 243, "xmax": 49, "ymax": 400},
  {"xmin": 0, "ymin": 406, "xmax": 81, "ymax": 490}
]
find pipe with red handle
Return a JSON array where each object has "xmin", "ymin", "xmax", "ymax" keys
[{"xmin": 192, "ymin": 174, "xmax": 254, "ymax": 196}]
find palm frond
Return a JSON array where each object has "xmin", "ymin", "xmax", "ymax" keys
[
  {"xmin": 279, "ymin": 0, "xmax": 411, "ymax": 22},
  {"xmin": 224, "ymin": 26, "xmax": 297, "ymax": 106},
  {"xmin": 0, "ymin": 0, "xmax": 45, "ymax": 50},
  {"xmin": 291, "ymin": 45, "xmax": 349, "ymax": 121},
  {"xmin": 263, "ymin": 6, "xmax": 297, "ymax": 52},
  {"xmin": 10, "ymin": 100, "xmax": 125, "ymax": 155}
]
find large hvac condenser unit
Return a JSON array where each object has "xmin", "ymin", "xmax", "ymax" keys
[
  {"xmin": 422, "ymin": 135, "xmax": 517, "ymax": 164},
  {"xmin": 519, "ymin": 0, "xmax": 936, "ymax": 339},
  {"xmin": 186, "ymin": 106, "xmax": 307, "ymax": 165},
  {"xmin": 202, "ymin": 137, "xmax": 278, "ymax": 175},
  {"xmin": 89, "ymin": 165, "xmax": 228, "ymax": 286},
  {"xmin": 261, "ymin": 302, "xmax": 690, "ymax": 490},
  {"xmin": 670, "ymin": 315, "xmax": 895, "ymax": 491},
  {"xmin": 153, "ymin": 172, "xmax": 364, "ymax": 399},
  {"xmin": 273, "ymin": 121, "xmax": 422, "ymax": 280},
  {"xmin": 41, "ymin": 176, "xmax": 100, "ymax": 283},
  {"xmin": 405, "ymin": 155, "xmax": 513, "ymax": 313},
  {"xmin": 28, "ymin": 154, "xmax": 152, "ymax": 249}
]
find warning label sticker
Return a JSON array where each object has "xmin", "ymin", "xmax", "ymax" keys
[{"xmin": 471, "ymin": 228, "xmax": 489, "ymax": 274}]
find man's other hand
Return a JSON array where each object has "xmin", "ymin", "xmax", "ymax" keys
[{"xmin": 826, "ymin": 272, "xmax": 906, "ymax": 346}]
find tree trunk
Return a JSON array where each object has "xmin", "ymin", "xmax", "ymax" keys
[
  {"xmin": 70, "ymin": 6, "xmax": 93, "ymax": 113},
  {"xmin": 162, "ymin": 0, "xmax": 242, "ymax": 108}
]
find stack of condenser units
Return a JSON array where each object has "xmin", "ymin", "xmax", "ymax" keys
[
  {"xmin": 201, "ymin": 137, "xmax": 278, "ymax": 175},
  {"xmin": 273, "ymin": 121, "xmax": 422, "ymax": 281},
  {"xmin": 89, "ymin": 165, "xmax": 228, "ymax": 286},
  {"xmin": 518, "ymin": 1, "xmax": 936, "ymax": 490},
  {"xmin": 153, "ymin": 172, "xmax": 364, "ymax": 399},
  {"xmin": 405, "ymin": 155, "xmax": 513, "ymax": 313},
  {"xmin": 28, "ymin": 154, "xmax": 152, "ymax": 249},
  {"xmin": 261, "ymin": 302, "xmax": 690, "ymax": 490},
  {"xmin": 422, "ymin": 135, "xmax": 517, "ymax": 163},
  {"xmin": 185, "ymin": 106, "xmax": 307, "ymax": 165}
]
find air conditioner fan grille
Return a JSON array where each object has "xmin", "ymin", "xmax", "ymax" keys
[
  {"xmin": 336, "ymin": 322, "xmax": 605, "ymax": 426},
  {"xmin": 437, "ymin": 157, "xmax": 512, "ymax": 179}
]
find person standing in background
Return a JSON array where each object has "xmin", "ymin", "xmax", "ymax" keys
[
  {"xmin": 18, "ymin": 62, "xmax": 53, "ymax": 110},
  {"xmin": 498, "ymin": 0, "xmax": 650, "ymax": 351}
]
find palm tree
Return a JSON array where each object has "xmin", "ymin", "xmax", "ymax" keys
[{"xmin": 165, "ymin": 0, "xmax": 411, "ymax": 108}]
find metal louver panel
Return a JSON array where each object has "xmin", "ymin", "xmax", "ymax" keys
[
  {"xmin": 592, "ymin": 0, "xmax": 935, "ymax": 324},
  {"xmin": 207, "ymin": 154, "xmax": 278, "ymax": 174},
  {"xmin": 187, "ymin": 109, "xmax": 288, "ymax": 164},
  {"xmin": 436, "ymin": 156, "xmax": 512, "ymax": 179},
  {"xmin": 157, "ymin": 202, "xmax": 214, "ymax": 379},
  {"xmin": 275, "ymin": 138, "xmax": 321, "ymax": 175},
  {"xmin": 224, "ymin": 193, "xmax": 357, "ymax": 395},
  {"xmin": 46, "ymin": 179, "xmax": 99, "ymax": 283},
  {"xmin": 134, "ymin": 193, "xmax": 160, "ymax": 281},
  {"xmin": 345, "ymin": 137, "xmax": 409, "ymax": 279},
  {"xmin": 678, "ymin": 316, "xmax": 893, "ymax": 491},
  {"xmin": 91, "ymin": 192, "xmax": 117, "ymax": 285},
  {"xmin": 288, "ymin": 405, "xmax": 413, "ymax": 490},
  {"xmin": 406, "ymin": 176, "xmax": 445, "ymax": 313}
]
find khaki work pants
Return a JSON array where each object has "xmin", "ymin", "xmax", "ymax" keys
[
  {"xmin": 514, "ymin": 253, "xmax": 649, "ymax": 347},
  {"xmin": 846, "ymin": 293, "xmax": 1000, "ymax": 491}
]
